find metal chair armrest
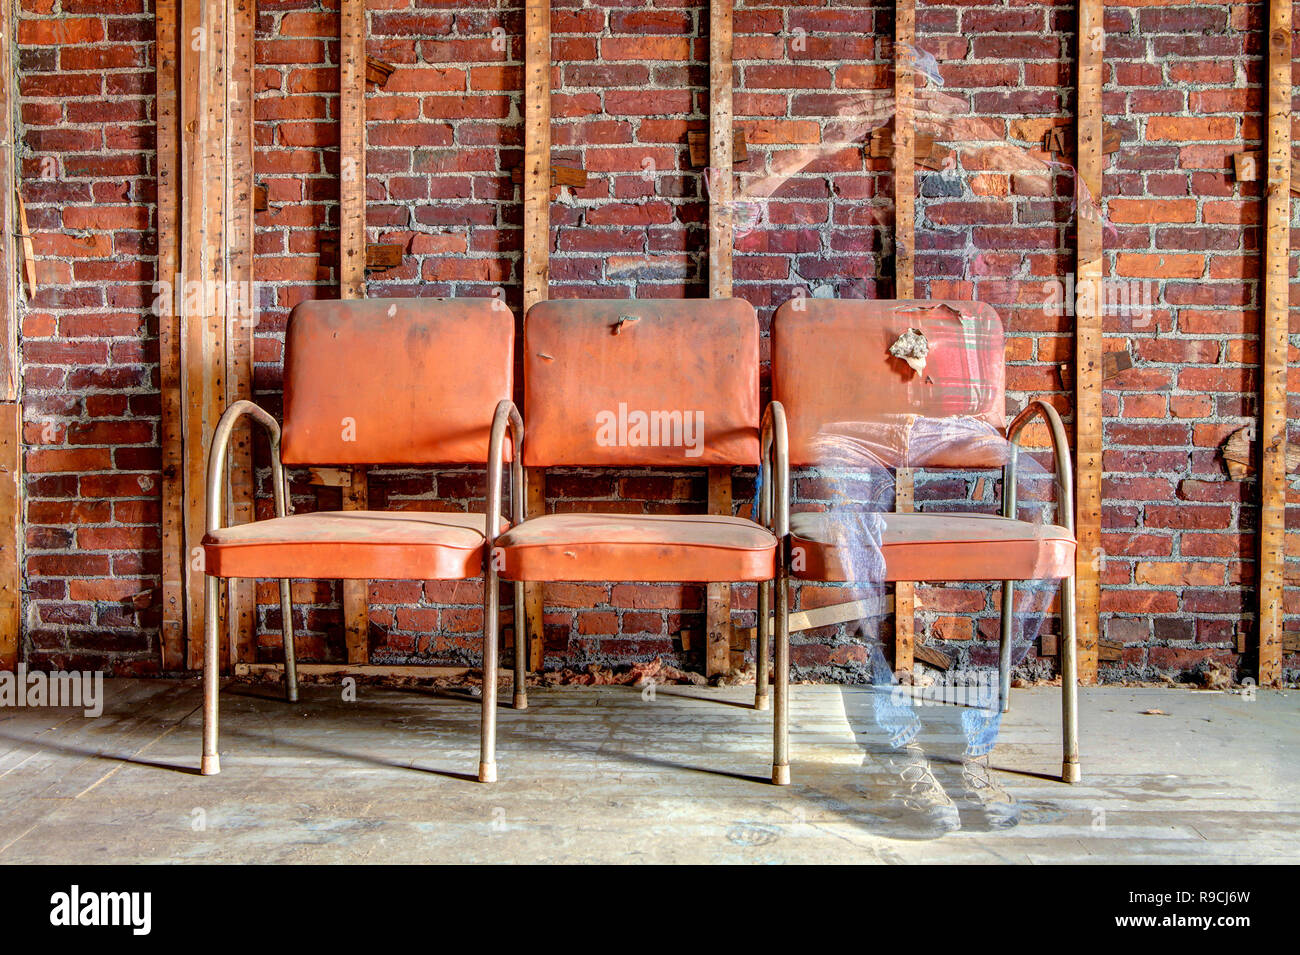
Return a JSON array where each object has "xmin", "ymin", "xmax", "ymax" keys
[
  {"xmin": 1004, "ymin": 398, "xmax": 1074, "ymax": 534},
  {"xmin": 486, "ymin": 399, "xmax": 525, "ymax": 542},
  {"xmin": 206, "ymin": 400, "xmax": 289, "ymax": 535},
  {"xmin": 761, "ymin": 400, "xmax": 790, "ymax": 537}
]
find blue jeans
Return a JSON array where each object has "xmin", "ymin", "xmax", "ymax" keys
[{"xmin": 867, "ymin": 641, "xmax": 1002, "ymax": 757}]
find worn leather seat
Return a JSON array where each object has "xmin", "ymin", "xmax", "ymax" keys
[
  {"xmin": 788, "ymin": 511, "xmax": 1075, "ymax": 583},
  {"xmin": 496, "ymin": 512, "xmax": 777, "ymax": 582},
  {"xmin": 204, "ymin": 510, "xmax": 495, "ymax": 580}
]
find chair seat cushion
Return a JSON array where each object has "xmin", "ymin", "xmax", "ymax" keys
[
  {"xmin": 203, "ymin": 511, "xmax": 492, "ymax": 580},
  {"xmin": 789, "ymin": 511, "xmax": 1075, "ymax": 582},
  {"xmin": 496, "ymin": 513, "xmax": 777, "ymax": 582}
]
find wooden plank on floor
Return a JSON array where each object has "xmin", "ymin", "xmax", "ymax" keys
[
  {"xmin": 736, "ymin": 595, "xmax": 896, "ymax": 642},
  {"xmin": 522, "ymin": 0, "xmax": 551, "ymax": 673},
  {"xmin": 37, "ymin": 683, "xmax": 200, "ymax": 800},
  {"xmin": 706, "ymin": 0, "xmax": 735, "ymax": 678},
  {"xmin": 155, "ymin": 0, "xmax": 186, "ymax": 671},
  {"xmin": 1257, "ymin": 0, "xmax": 1292, "ymax": 687},
  {"xmin": 339, "ymin": 0, "xmax": 369, "ymax": 663},
  {"xmin": 235, "ymin": 663, "xmax": 516, "ymax": 680},
  {"xmin": 1074, "ymin": 0, "xmax": 1104, "ymax": 684},
  {"xmin": 225, "ymin": 0, "xmax": 257, "ymax": 666},
  {"xmin": 181, "ymin": 0, "xmax": 230, "ymax": 670},
  {"xmin": 892, "ymin": 3, "xmax": 916, "ymax": 676}
]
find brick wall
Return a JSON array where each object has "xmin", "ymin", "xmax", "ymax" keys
[{"xmin": 12, "ymin": 0, "xmax": 1299, "ymax": 681}]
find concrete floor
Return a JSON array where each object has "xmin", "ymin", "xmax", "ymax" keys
[{"xmin": 0, "ymin": 678, "xmax": 1295, "ymax": 863}]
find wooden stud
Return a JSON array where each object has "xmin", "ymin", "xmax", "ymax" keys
[
  {"xmin": 0, "ymin": 10, "xmax": 17, "ymax": 671},
  {"xmin": 706, "ymin": 0, "xmax": 735, "ymax": 677},
  {"xmin": 342, "ymin": 476, "xmax": 369, "ymax": 664},
  {"xmin": 0, "ymin": 404, "xmax": 18, "ymax": 672},
  {"xmin": 180, "ymin": 0, "xmax": 231, "ymax": 670},
  {"xmin": 339, "ymin": 0, "xmax": 369, "ymax": 664},
  {"xmin": 0, "ymin": 5, "xmax": 14, "ymax": 404},
  {"xmin": 893, "ymin": 470, "xmax": 915, "ymax": 673},
  {"xmin": 522, "ymin": 0, "xmax": 551, "ymax": 673},
  {"xmin": 708, "ymin": 0, "xmax": 734, "ymax": 300},
  {"xmin": 1257, "ymin": 0, "xmax": 1291, "ymax": 687},
  {"xmin": 891, "ymin": 0, "xmax": 916, "ymax": 676},
  {"xmin": 706, "ymin": 468, "xmax": 733, "ymax": 676},
  {"xmin": 225, "ymin": 0, "xmax": 257, "ymax": 666},
  {"xmin": 524, "ymin": 473, "xmax": 545, "ymax": 671},
  {"xmin": 155, "ymin": 0, "xmax": 185, "ymax": 671},
  {"xmin": 1074, "ymin": 0, "xmax": 1104, "ymax": 685}
]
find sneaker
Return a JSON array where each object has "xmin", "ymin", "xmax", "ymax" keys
[
  {"xmin": 958, "ymin": 753, "xmax": 1021, "ymax": 829},
  {"xmin": 882, "ymin": 742, "xmax": 961, "ymax": 833}
]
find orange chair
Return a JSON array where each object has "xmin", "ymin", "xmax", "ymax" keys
[
  {"xmin": 767, "ymin": 298, "xmax": 1079, "ymax": 783},
  {"xmin": 200, "ymin": 298, "xmax": 525, "ymax": 781},
  {"xmin": 495, "ymin": 298, "xmax": 790, "ymax": 782}
]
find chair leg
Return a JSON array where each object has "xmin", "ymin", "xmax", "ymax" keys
[
  {"xmin": 755, "ymin": 579, "xmax": 771, "ymax": 711},
  {"xmin": 1060, "ymin": 573, "xmax": 1080, "ymax": 783},
  {"xmin": 201, "ymin": 575, "xmax": 221, "ymax": 775},
  {"xmin": 998, "ymin": 579, "xmax": 1015, "ymax": 714},
  {"xmin": 279, "ymin": 578, "xmax": 298, "ymax": 703},
  {"xmin": 480, "ymin": 573, "xmax": 500, "ymax": 783},
  {"xmin": 512, "ymin": 581, "xmax": 527, "ymax": 710},
  {"xmin": 771, "ymin": 569, "xmax": 790, "ymax": 785}
]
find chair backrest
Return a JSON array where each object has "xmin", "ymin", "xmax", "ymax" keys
[
  {"xmin": 772, "ymin": 298, "xmax": 1007, "ymax": 468},
  {"xmin": 280, "ymin": 297, "xmax": 514, "ymax": 466},
  {"xmin": 523, "ymin": 298, "xmax": 760, "ymax": 467}
]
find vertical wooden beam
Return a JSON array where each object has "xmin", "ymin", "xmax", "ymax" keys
[
  {"xmin": 706, "ymin": 0, "xmax": 735, "ymax": 677},
  {"xmin": 1074, "ymin": 0, "xmax": 1103, "ymax": 684},
  {"xmin": 225, "ymin": 0, "xmax": 257, "ymax": 664},
  {"xmin": 0, "ymin": 405, "xmax": 18, "ymax": 673},
  {"xmin": 0, "ymin": 0, "xmax": 21, "ymax": 671},
  {"xmin": 156, "ymin": 0, "xmax": 186, "ymax": 670},
  {"xmin": 892, "ymin": 0, "xmax": 915, "ymax": 301},
  {"xmin": 706, "ymin": 468, "xmax": 733, "ymax": 676},
  {"xmin": 339, "ymin": 0, "xmax": 369, "ymax": 664},
  {"xmin": 181, "ymin": 0, "xmax": 231, "ymax": 669},
  {"xmin": 708, "ymin": 0, "xmax": 734, "ymax": 299},
  {"xmin": 891, "ymin": 0, "xmax": 916, "ymax": 675},
  {"xmin": 522, "ymin": 0, "xmax": 551, "ymax": 672},
  {"xmin": 0, "ymin": 0, "xmax": 16, "ymax": 404},
  {"xmin": 1257, "ymin": 0, "xmax": 1292, "ymax": 686}
]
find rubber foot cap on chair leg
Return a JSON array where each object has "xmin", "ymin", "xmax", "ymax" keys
[
  {"xmin": 1062, "ymin": 761, "xmax": 1081, "ymax": 784},
  {"xmin": 478, "ymin": 761, "xmax": 497, "ymax": 783},
  {"xmin": 201, "ymin": 754, "xmax": 220, "ymax": 776},
  {"xmin": 513, "ymin": 693, "xmax": 528, "ymax": 710},
  {"xmin": 754, "ymin": 696, "xmax": 769, "ymax": 711},
  {"xmin": 772, "ymin": 764, "xmax": 790, "ymax": 786}
]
